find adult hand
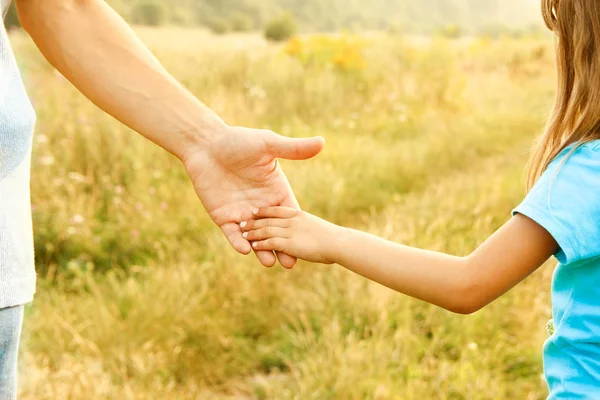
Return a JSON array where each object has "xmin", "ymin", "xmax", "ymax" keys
[
  {"xmin": 182, "ymin": 125, "xmax": 325, "ymax": 269},
  {"xmin": 17, "ymin": 0, "xmax": 325, "ymax": 268}
]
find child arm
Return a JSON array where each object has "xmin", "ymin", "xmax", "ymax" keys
[{"xmin": 242, "ymin": 207, "xmax": 557, "ymax": 314}]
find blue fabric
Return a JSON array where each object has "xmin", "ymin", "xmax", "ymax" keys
[
  {"xmin": 513, "ymin": 140, "xmax": 600, "ymax": 399},
  {"xmin": 0, "ymin": 305, "xmax": 23, "ymax": 400}
]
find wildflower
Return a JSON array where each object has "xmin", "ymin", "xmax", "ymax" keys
[
  {"xmin": 71, "ymin": 215, "xmax": 85, "ymax": 225},
  {"xmin": 39, "ymin": 155, "xmax": 55, "ymax": 166},
  {"xmin": 77, "ymin": 115, "xmax": 90, "ymax": 126},
  {"xmin": 35, "ymin": 134, "xmax": 49, "ymax": 145},
  {"xmin": 283, "ymin": 36, "xmax": 303, "ymax": 57},
  {"xmin": 248, "ymin": 86, "xmax": 266, "ymax": 99},
  {"xmin": 67, "ymin": 172, "xmax": 86, "ymax": 183}
]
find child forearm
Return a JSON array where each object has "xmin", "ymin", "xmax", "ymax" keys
[
  {"xmin": 331, "ymin": 227, "xmax": 475, "ymax": 313},
  {"xmin": 246, "ymin": 207, "xmax": 556, "ymax": 311}
]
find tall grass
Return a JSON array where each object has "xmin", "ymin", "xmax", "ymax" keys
[{"xmin": 11, "ymin": 27, "xmax": 556, "ymax": 399}]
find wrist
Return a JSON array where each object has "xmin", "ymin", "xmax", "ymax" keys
[
  {"xmin": 326, "ymin": 225, "xmax": 352, "ymax": 264},
  {"xmin": 176, "ymin": 116, "xmax": 229, "ymax": 164}
]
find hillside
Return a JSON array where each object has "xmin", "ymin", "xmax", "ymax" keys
[{"xmin": 106, "ymin": 0, "xmax": 544, "ymax": 33}]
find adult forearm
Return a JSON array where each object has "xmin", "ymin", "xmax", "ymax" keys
[
  {"xmin": 17, "ymin": 0, "xmax": 224, "ymax": 160},
  {"xmin": 332, "ymin": 228, "xmax": 475, "ymax": 313}
]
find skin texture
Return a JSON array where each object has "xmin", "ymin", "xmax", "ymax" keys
[
  {"xmin": 15, "ymin": 0, "xmax": 326, "ymax": 268},
  {"xmin": 242, "ymin": 207, "xmax": 559, "ymax": 314}
]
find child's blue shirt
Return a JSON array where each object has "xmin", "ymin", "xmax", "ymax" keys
[{"xmin": 513, "ymin": 140, "xmax": 600, "ymax": 399}]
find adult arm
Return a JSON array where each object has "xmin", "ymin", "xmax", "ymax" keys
[{"xmin": 16, "ymin": 0, "xmax": 325, "ymax": 268}]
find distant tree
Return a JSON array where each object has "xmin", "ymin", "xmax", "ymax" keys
[
  {"xmin": 386, "ymin": 22, "xmax": 405, "ymax": 36},
  {"xmin": 230, "ymin": 13, "xmax": 252, "ymax": 32},
  {"xmin": 264, "ymin": 12, "xmax": 297, "ymax": 42},
  {"xmin": 131, "ymin": 1, "xmax": 167, "ymax": 26},
  {"xmin": 210, "ymin": 18, "xmax": 229, "ymax": 35},
  {"xmin": 438, "ymin": 24, "xmax": 462, "ymax": 38},
  {"xmin": 479, "ymin": 23, "xmax": 512, "ymax": 40}
]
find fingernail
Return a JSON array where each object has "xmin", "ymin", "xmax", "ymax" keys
[
  {"xmin": 242, "ymin": 232, "xmax": 248, "ymax": 238},
  {"xmin": 240, "ymin": 221, "xmax": 247, "ymax": 228},
  {"xmin": 252, "ymin": 209, "xmax": 259, "ymax": 215},
  {"xmin": 253, "ymin": 242, "xmax": 258, "ymax": 248}
]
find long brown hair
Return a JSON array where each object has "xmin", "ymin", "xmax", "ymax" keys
[{"xmin": 528, "ymin": 0, "xmax": 600, "ymax": 189}]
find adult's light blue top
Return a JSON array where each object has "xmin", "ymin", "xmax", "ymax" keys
[{"xmin": 514, "ymin": 140, "xmax": 600, "ymax": 399}]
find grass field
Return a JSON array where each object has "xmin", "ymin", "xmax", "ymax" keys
[{"xmin": 11, "ymin": 27, "xmax": 557, "ymax": 399}]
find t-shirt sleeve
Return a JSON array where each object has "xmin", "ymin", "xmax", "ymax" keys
[{"xmin": 512, "ymin": 144, "xmax": 600, "ymax": 264}]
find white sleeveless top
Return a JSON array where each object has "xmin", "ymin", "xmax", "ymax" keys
[
  {"xmin": 1, "ymin": 0, "xmax": 8, "ymax": 18},
  {"xmin": 0, "ymin": 1, "xmax": 38, "ymax": 307}
]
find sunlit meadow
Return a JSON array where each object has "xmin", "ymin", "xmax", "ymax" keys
[{"xmin": 11, "ymin": 27, "xmax": 556, "ymax": 399}]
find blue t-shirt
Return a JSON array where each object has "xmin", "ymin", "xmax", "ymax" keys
[{"xmin": 513, "ymin": 140, "xmax": 600, "ymax": 399}]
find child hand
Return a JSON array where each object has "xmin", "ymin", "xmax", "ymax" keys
[{"xmin": 240, "ymin": 207, "xmax": 341, "ymax": 265}]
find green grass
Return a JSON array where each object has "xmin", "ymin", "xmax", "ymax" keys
[{"xmin": 11, "ymin": 28, "xmax": 556, "ymax": 399}]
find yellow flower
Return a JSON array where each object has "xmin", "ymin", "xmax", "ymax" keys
[
  {"xmin": 284, "ymin": 33, "xmax": 368, "ymax": 72},
  {"xmin": 284, "ymin": 36, "xmax": 303, "ymax": 57}
]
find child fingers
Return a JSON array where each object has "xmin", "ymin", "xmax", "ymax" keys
[
  {"xmin": 252, "ymin": 238, "xmax": 287, "ymax": 252},
  {"xmin": 252, "ymin": 207, "xmax": 298, "ymax": 219},
  {"xmin": 243, "ymin": 227, "xmax": 288, "ymax": 241},
  {"xmin": 240, "ymin": 218, "xmax": 289, "ymax": 231}
]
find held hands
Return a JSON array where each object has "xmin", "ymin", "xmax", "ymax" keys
[
  {"xmin": 182, "ymin": 125, "xmax": 325, "ymax": 269},
  {"xmin": 240, "ymin": 207, "xmax": 341, "ymax": 265}
]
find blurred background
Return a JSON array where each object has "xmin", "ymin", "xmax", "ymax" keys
[{"xmin": 6, "ymin": 1, "xmax": 555, "ymax": 399}]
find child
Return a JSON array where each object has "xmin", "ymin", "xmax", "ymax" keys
[{"xmin": 240, "ymin": 1, "xmax": 600, "ymax": 398}]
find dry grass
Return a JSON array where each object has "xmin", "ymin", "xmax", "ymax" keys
[{"xmin": 10, "ymin": 27, "xmax": 557, "ymax": 399}]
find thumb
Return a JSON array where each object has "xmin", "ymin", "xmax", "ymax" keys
[{"xmin": 266, "ymin": 133, "xmax": 325, "ymax": 160}]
